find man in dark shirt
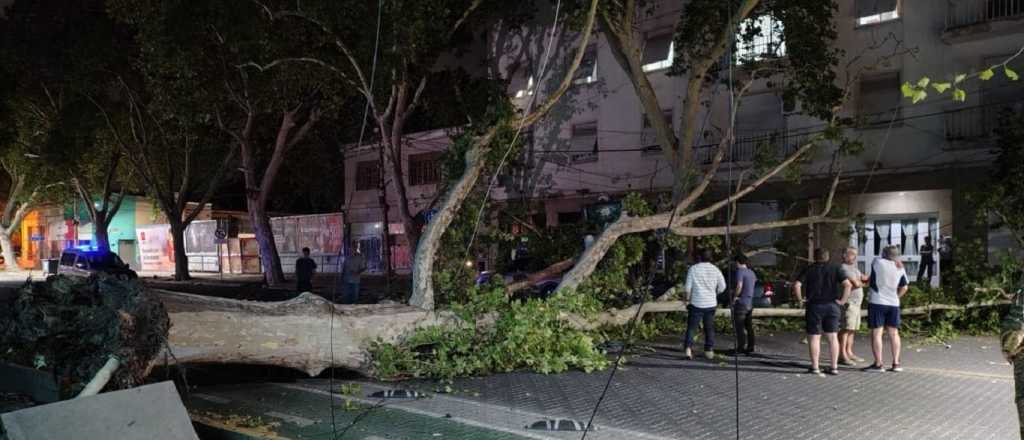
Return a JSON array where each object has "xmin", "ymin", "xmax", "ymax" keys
[
  {"xmin": 793, "ymin": 248, "xmax": 852, "ymax": 376},
  {"xmin": 917, "ymin": 235, "xmax": 935, "ymax": 285},
  {"xmin": 732, "ymin": 254, "xmax": 758, "ymax": 354},
  {"xmin": 295, "ymin": 247, "xmax": 317, "ymax": 293}
]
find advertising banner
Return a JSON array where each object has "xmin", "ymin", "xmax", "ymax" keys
[{"xmin": 136, "ymin": 224, "xmax": 175, "ymax": 272}]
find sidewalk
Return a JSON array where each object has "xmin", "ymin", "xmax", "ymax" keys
[{"xmin": 188, "ymin": 332, "xmax": 1018, "ymax": 439}]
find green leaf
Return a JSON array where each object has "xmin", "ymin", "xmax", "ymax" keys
[
  {"xmin": 932, "ymin": 82, "xmax": 951, "ymax": 93},
  {"xmin": 916, "ymin": 77, "xmax": 930, "ymax": 88},
  {"xmin": 953, "ymin": 88, "xmax": 967, "ymax": 102},
  {"xmin": 912, "ymin": 89, "xmax": 928, "ymax": 104},
  {"xmin": 979, "ymin": 69, "xmax": 995, "ymax": 81},
  {"xmin": 900, "ymin": 82, "xmax": 916, "ymax": 98},
  {"xmin": 1006, "ymin": 66, "xmax": 1020, "ymax": 81},
  {"xmin": 954, "ymin": 73, "xmax": 967, "ymax": 84}
]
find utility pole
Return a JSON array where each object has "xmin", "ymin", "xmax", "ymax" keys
[{"xmin": 378, "ymin": 144, "xmax": 393, "ymax": 295}]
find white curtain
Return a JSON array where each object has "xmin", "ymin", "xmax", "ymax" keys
[
  {"xmin": 903, "ymin": 220, "xmax": 918, "ymax": 256},
  {"xmin": 876, "ymin": 221, "xmax": 891, "ymax": 251}
]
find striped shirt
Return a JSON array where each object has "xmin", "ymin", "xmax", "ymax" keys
[{"xmin": 685, "ymin": 262, "xmax": 727, "ymax": 308}]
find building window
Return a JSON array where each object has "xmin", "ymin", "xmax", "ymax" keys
[
  {"xmin": 736, "ymin": 15, "xmax": 786, "ymax": 62},
  {"xmin": 408, "ymin": 152, "xmax": 442, "ymax": 186},
  {"xmin": 641, "ymin": 109, "xmax": 673, "ymax": 154},
  {"xmin": 573, "ymin": 46, "xmax": 599, "ymax": 85},
  {"xmin": 557, "ymin": 211, "xmax": 583, "ymax": 224},
  {"xmin": 355, "ymin": 160, "xmax": 379, "ymax": 191},
  {"xmin": 856, "ymin": 0, "xmax": 899, "ymax": 26},
  {"xmin": 514, "ymin": 75, "xmax": 535, "ymax": 98},
  {"xmin": 641, "ymin": 33, "xmax": 674, "ymax": 72},
  {"xmin": 570, "ymin": 121, "xmax": 599, "ymax": 164},
  {"xmin": 859, "ymin": 71, "xmax": 901, "ymax": 125}
]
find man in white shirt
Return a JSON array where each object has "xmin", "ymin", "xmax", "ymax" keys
[
  {"xmin": 683, "ymin": 249, "xmax": 727, "ymax": 360},
  {"xmin": 863, "ymin": 245, "xmax": 909, "ymax": 373}
]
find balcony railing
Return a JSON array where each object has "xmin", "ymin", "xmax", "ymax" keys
[
  {"xmin": 693, "ymin": 130, "xmax": 811, "ymax": 165},
  {"xmin": 944, "ymin": 106, "xmax": 997, "ymax": 141},
  {"xmin": 946, "ymin": 0, "xmax": 1024, "ymax": 30}
]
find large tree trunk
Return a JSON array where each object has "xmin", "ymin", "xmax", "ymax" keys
[
  {"xmin": 249, "ymin": 198, "xmax": 285, "ymax": 286},
  {"xmin": 409, "ymin": 137, "xmax": 494, "ymax": 310},
  {"xmin": 169, "ymin": 221, "xmax": 190, "ymax": 281},
  {"xmin": 0, "ymin": 226, "xmax": 17, "ymax": 271},
  {"xmin": 154, "ymin": 290, "xmax": 452, "ymax": 376},
  {"xmin": 93, "ymin": 213, "xmax": 111, "ymax": 254}
]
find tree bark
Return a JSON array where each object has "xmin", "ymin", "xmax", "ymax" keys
[
  {"xmin": 93, "ymin": 212, "xmax": 112, "ymax": 253},
  {"xmin": 249, "ymin": 199, "xmax": 285, "ymax": 287},
  {"xmin": 153, "ymin": 290, "xmax": 452, "ymax": 376},
  {"xmin": 565, "ymin": 300, "xmax": 1012, "ymax": 331},
  {"xmin": 169, "ymin": 221, "xmax": 190, "ymax": 281},
  {"xmin": 0, "ymin": 227, "xmax": 17, "ymax": 270}
]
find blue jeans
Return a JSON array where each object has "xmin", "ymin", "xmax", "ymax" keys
[
  {"xmin": 342, "ymin": 282, "xmax": 360, "ymax": 304},
  {"xmin": 684, "ymin": 305, "xmax": 717, "ymax": 350}
]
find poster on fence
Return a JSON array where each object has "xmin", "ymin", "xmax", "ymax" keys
[
  {"xmin": 136, "ymin": 224, "xmax": 175, "ymax": 272},
  {"xmin": 271, "ymin": 213, "xmax": 344, "ymax": 256}
]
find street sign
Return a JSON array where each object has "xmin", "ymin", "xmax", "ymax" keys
[
  {"xmin": 214, "ymin": 228, "xmax": 227, "ymax": 240},
  {"xmin": 29, "ymin": 235, "xmax": 44, "ymax": 242}
]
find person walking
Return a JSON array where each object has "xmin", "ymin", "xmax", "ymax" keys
[
  {"xmin": 295, "ymin": 247, "xmax": 317, "ymax": 293},
  {"xmin": 917, "ymin": 235, "xmax": 935, "ymax": 286},
  {"xmin": 342, "ymin": 246, "xmax": 367, "ymax": 304},
  {"xmin": 731, "ymin": 254, "xmax": 757, "ymax": 355},
  {"xmin": 792, "ymin": 248, "xmax": 852, "ymax": 376},
  {"xmin": 863, "ymin": 245, "xmax": 909, "ymax": 373},
  {"xmin": 839, "ymin": 247, "xmax": 869, "ymax": 365},
  {"xmin": 682, "ymin": 249, "xmax": 727, "ymax": 360}
]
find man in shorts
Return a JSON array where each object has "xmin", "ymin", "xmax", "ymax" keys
[
  {"xmin": 793, "ymin": 248, "xmax": 853, "ymax": 376},
  {"xmin": 863, "ymin": 245, "xmax": 909, "ymax": 373},
  {"xmin": 839, "ymin": 247, "xmax": 869, "ymax": 365}
]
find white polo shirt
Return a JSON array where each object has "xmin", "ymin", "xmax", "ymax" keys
[
  {"xmin": 869, "ymin": 257, "xmax": 908, "ymax": 307},
  {"xmin": 685, "ymin": 262, "xmax": 727, "ymax": 309}
]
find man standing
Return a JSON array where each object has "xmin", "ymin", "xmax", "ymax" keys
[
  {"xmin": 839, "ymin": 247, "xmax": 869, "ymax": 365},
  {"xmin": 295, "ymin": 247, "xmax": 317, "ymax": 293},
  {"xmin": 731, "ymin": 254, "xmax": 757, "ymax": 354},
  {"xmin": 917, "ymin": 235, "xmax": 935, "ymax": 286},
  {"xmin": 863, "ymin": 245, "xmax": 909, "ymax": 373},
  {"xmin": 793, "ymin": 248, "xmax": 852, "ymax": 376},
  {"xmin": 683, "ymin": 249, "xmax": 727, "ymax": 360},
  {"xmin": 342, "ymin": 246, "xmax": 367, "ymax": 304}
]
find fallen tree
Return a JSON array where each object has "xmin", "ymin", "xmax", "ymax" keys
[{"xmin": 564, "ymin": 299, "xmax": 1013, "ymax": 331}]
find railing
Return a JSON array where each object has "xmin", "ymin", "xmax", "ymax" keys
[
  {"xmin": 946, "ymin": 0, "xmax": 1024, "ymax": 30},
  {"xmin": 693, "ymin": 130, "xmax": 812, "ymax": 166},
  {"xmin": 945, "ymin": 105, "xmax": 1005, "ymax": 141}
]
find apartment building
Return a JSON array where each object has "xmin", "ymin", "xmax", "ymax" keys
[{"xmin": 344, "ymin": 0, "xmax": 1024, "ymax": 280}]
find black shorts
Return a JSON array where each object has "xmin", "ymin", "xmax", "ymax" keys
[{"xmin": 805, "ymin": 302, "xmax": 841, "ymax": 335}]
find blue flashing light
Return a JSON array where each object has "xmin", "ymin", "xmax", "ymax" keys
[{"xmin": 74, "ymin": 244, "xmax": 98, "ymax": 252}]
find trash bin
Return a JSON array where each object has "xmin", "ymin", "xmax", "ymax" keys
[{"xmin": 41, "ymin": 259, "xmax": 59, "ymax": 275}]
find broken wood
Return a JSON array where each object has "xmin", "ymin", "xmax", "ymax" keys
[
  {"xmin": 505, "ymin": 259, "xmax": 575, "ymax": 294},
  {"xmin": 77, "ymin": 356, "xmax": 120, "ymax": 398},
  {"xmin": 154, "ymin": 291, "xmax": 453, "ymax": 376},
  {"xmin": 564, "ymin": 300, "xmax": 1012, "ymax": 331}
]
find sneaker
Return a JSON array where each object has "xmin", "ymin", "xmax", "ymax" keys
[
  {"xmin": 825, "ymin": 367, "xmax": 840, "ymax": 376},
  {"xmin": 889, "ymin": 364, "xmax": 904, "ymax": 373},
  {"xmin": 862, "ymin": 364, "xmax": 886, "ymax": 373},
  {"xmin": 806, "ymin": 368, "xmax": 825, "ymax": 377},
  {"xmin": 850, "ymin": 354, "xmax": 866, "ymax": 363},
  {"xmin": 838, "ymin": 358, "xmax": 857, "ymax": 367},
  {"xmin": 704, "ymin": 350, "xmax": 716, "ymax": 360}
]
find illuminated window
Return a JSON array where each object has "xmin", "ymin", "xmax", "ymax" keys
[
  {"xmin": 514, "ymin": 76, "xmax": 535, "ymax": 98},
  {"xmin": 641, "ymin": 33, "xmax": 674, "ymax": 72},
  {"xmin": 736, "ymin": 15, "xmax": 786, "ymax": 62},
  {"xmin": 856, "ymin": 0, "xmax": 899, "ymax": 26},
  {"xmin": 573, "ymin": 46, "xmax": 598, "ymax": 85}
]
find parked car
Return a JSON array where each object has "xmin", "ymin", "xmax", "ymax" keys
[{"xmin": 57, "ymin": 248, "xmax": 137, "ymax": 280}]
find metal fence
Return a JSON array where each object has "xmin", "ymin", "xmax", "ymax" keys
[
  {"xmin": 693, "ymin": 130, "xmax": 811, "ymax": 165},
  {"xmin": 946, "ymin": 0, "xmax": 1024, "ymax": 29}
]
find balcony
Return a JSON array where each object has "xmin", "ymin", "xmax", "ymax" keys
[
  {"xmin": 693, "ymin": 130, "xmax": 810, "ymax": 166},
  {"xmin": 944, "ymin": 0, "xmax": 1024, "ymax": 43}
]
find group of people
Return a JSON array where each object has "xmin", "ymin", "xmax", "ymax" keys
[
  {"xmin": 294, "ymin": 246, "xmax": 367, "ymax": 304},
  {"xmin": 682, "ymin": 244, "xmax": 911, "ymax": 376}
]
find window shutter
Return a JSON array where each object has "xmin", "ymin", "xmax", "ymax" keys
[
  {"xmin": 859, "ymin": 72, "xmax": 900, "ymax": 116},
  {"xmin": 855, "ymin": 0, "xmax": 898, "ymax": 18},
  {"xmin": 642, "ymin": 33, "xmax": 673, "ymax": 65}
]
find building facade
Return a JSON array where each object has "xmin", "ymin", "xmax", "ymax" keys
[{"xmin": 343, "ymin": 0, "xmax": 1024, "ymax": 280}]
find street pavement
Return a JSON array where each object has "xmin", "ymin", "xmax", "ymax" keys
[{"xmin": 186, "ymin": 332, "xmax": 1019, "ymax": 440}]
